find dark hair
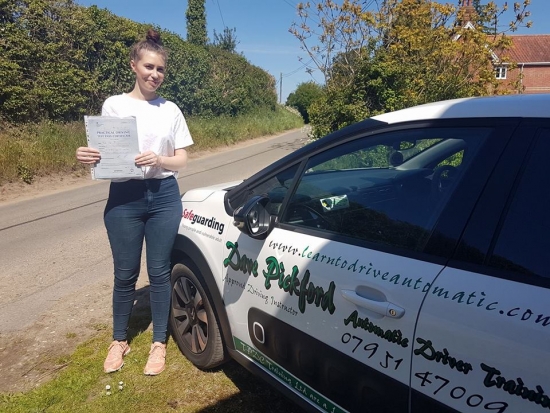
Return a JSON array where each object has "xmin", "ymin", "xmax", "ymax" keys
[{"xmin": 130, "ymin": 28, "xmax": 167, "ymax": 63}]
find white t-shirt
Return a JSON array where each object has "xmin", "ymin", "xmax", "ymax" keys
[{"xmin": 101, "ymin": 93, "xmax": 194, "ymax": 180}]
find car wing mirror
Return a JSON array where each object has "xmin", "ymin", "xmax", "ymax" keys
[{"xmin": 233, "ymin": 195, "xmax": 273, "ymax": 240}]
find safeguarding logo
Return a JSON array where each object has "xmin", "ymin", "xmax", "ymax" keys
[{"xmin": 183, "ymin": 209, "xmax": 225, "ymax": 235}]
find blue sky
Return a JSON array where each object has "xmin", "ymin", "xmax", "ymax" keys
[{"xmin": 75, "ymin": 0, "xmax": 549, "ymax": 102}]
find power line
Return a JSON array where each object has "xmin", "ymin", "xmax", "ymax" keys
[
  {"xmin": 281, "ymin": 0, "xmax": 298, "ymax": 10},
  {"xmin": 211, "ymin": 0, "xmax": 226, "ymax": 28},
  {"xmin": 276, "ymin": 58, "xmax": 317, "ymax": 104},
  {"xmin": 282, "ymin": 59, "xmax": 314, "ymax": 78}
]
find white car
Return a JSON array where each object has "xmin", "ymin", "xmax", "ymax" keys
[{"xmin": 169, "ymin": 94, "xmax": 550, "ymax": 413}]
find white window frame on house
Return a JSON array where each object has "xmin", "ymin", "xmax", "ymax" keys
[{"xmin": 495, "ymin": 66, "xmax": 507, "ymax": 79}]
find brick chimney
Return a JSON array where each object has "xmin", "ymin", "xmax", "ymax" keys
[{"xmin": 460, "ymin": 0, "xmax": 475, "ymax": 26}]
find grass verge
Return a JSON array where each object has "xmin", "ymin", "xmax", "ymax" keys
[
  {"xmin": 188, "ymin": 106, "xmax": 305, "ymax": 150},
  {"xmin": 0, "ymin": 330, "xmax": 304, "ymax": 413},
  {"xmin": 0, "ymin": 106, "xmax": 303, "ymax": 186}
]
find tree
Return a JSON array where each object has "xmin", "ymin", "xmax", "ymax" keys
[
  {"xmin": 290, "ymin": 0, "xmax": 381, "ymax": 84},
  {"xmin": 186, "ymin": 0, "xmax": 207, "ymax": 47},
  {"xmin": 286, "ymin": 82, "xmax": 324, "ymax": 123},
  {"xmin": 472, "ymin": 0, "xmax": 532, "ymax": 34},
  {"xmin": 291, "ymin": 0, "xmax": 532, "ymax": 138},
  {"xmin": 212, "ymin": 27, "xmax": 239, "ymax": 52}
]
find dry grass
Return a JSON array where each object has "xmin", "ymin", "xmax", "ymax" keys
[{"xmin": 0, "ymin": 107, "xmax": 303, "ymax": 186}]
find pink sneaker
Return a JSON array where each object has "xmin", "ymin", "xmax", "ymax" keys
[
  {"xmin": 144, "ymin": 342, "xmax": 166, "ymax": 376},
  {"xmin": 103, "ymin": 340, "xmax": 130, "ymax": 373}
]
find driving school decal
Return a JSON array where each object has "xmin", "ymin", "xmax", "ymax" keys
[
  {"xmin": 234, "ymin": 337, "xmax": 346, "ymax": 413},
  {"xmin": 182, "ymin": 209, "xmax": 225, "ymax": 234},
  {"xmin": 267, "ymin": 240, "xmax": 550, "ymax": 330},
  {"xmin": 223, "ymin": 241, "xmax": 336, "ymax": 315}
]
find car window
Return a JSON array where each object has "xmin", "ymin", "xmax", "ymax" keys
[
  {"xmin": 228, "ymin": 164, "xmax": 300, "ymax": 215},
  {"xmin": 281, "ymin": 127, "xmax": 491, "ymax": 252},
  {"xmin": 488, "ymin": 129, "xmax": 550, "ymax": 279}
]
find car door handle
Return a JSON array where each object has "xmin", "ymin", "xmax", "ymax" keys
[{"xmin": 341, "ymin": 290, "xmax": 405, "ymax": 319}]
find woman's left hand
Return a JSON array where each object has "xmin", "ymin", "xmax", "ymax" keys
[{"xmin": 135, "ymin": 151, "xmax": 161, "ymax": 167}]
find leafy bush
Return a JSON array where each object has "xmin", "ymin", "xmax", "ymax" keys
[
  {"xmin": 0, "ymin": 0, "xmax": 277, "ymax": 122},
  {"xmin": 286, "ymin": 81, "xmax": 324, "ymax": 123}
]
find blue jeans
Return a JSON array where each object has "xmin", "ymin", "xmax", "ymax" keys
[{"xmin": 104, "ymin": 176, "xmax": 182, "ymax": 343}]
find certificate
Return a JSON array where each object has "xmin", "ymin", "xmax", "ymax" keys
[{"xmin": 84, "ymin": 116, "xmax": 144, "ymax": 180}]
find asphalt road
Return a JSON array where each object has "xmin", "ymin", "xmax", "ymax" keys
[{"xmin": 0, "ymin": 128, "xmax": 307, "ymax": 334}]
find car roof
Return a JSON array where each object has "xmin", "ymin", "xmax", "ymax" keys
[{"xmin": 372, "ymin": 94, "xmax": 550, "ymax": 124}]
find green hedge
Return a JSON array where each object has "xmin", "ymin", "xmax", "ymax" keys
[{"xmin": 0, "ymin": 0, "xmax": 277, "ymax": 123}]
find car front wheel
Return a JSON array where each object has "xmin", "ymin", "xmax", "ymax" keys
[{"xmin": 170, "ymin": 262, "xmax": 225, "ymax": 369}]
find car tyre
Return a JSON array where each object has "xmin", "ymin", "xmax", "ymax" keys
[{"xmin": 170, "ymin": 262, "xmax": 225, "ymax": 369}]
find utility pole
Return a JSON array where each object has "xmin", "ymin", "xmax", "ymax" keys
[{"xmin": 279, "ymin": 73, "xmax": 282, "ymax": 104}]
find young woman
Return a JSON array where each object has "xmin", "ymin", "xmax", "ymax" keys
[{"xmin": 76, "ymin": 28, "xmax": 193, "ymax": 375}]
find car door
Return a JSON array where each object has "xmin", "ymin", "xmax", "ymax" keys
[
  {"xmin": 221, "ymin": 121, "xmax": 516, "ymax": 413},
  {"xmin": 411, "ymin": 122, "xmax": 550, "ymax": 413}
]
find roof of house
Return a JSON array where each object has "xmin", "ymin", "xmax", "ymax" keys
[{"xmin": 506, "ymin": 34, "xmax": 550, "ymax": 63}]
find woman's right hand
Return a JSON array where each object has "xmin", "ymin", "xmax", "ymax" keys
[{"xmin": 76, "ymin": 147, "xmax": 101, "ymax": 164}]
